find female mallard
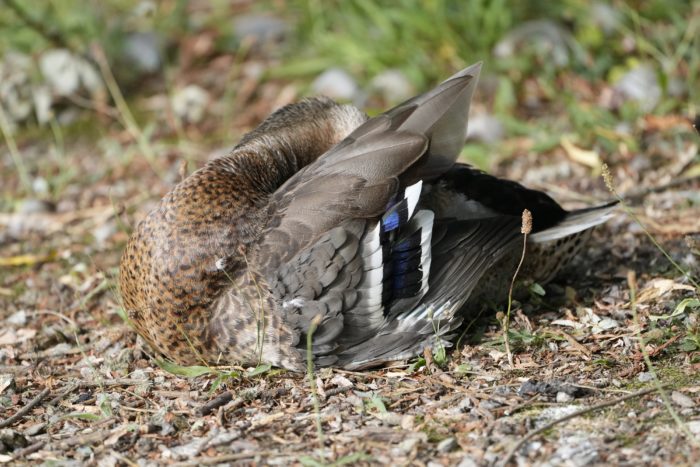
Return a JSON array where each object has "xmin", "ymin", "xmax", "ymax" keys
[{"xmin": 120, "ymin": 63, "xmax": 615, "ymax": 371}]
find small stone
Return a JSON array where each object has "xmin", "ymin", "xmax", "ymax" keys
[
  {"xmin": 93, "ymin": 220, "xmax": 118, "ymax": 246},
  {"xmin": 75, "ymin": 445, "xmax": 93, "ymax": 460},
  {"xmin": 596, "ymin": 318, "xmax": 619, "ymax": 330},
  {"xmin": 39, "ymin": 49, "xmax": 102, "ymax": 96},
  {"xmin": 396, "ymin": 436, "xmax": 422, "ymax": 455},
  {"xmin": 590, "ymin": 2, "xmax": 622, "ymax": 34},
  {"xmin": 171, "ymin": 85, "xmax": 210, "ymax": 124},
  {"xmin": 671, "ymin": 391, "xmax": 695, "ymax": 408},
  {"xmin": 458, "ymin": 456, "xmax": 478, "ymax": 467},
  {"xmin": 467, "ymin": 113, "xmax": 504, "ymax": 144},
  {"xmin": 233, "ymin": 15, "xmax": 289, "ymax": 44},
  {"xmin": 614, "ymin": 63, "xmax": 661, "ymax": 112},
  {"xmin": 311, "ymin": 68, "xmax": 358, "ymax": 101},
  {"xmin": 494, "ymin": 20, "xmax": 573, "ymax": 67},
  {"xmin": 437, "ymin": 437, "xmax": 458, "ymax": 453},
  {"xmin": 31, "ymin": 178, "xmax": 50, "ymax": 195},
  {"xmin": 0, "ymin": 429, "xmax": 27, "ymax": 450},
  {"xmin": 556, "ymin": 391, "xmax": 574, "ymax": 403},
  {"xmin": 637, "ymin": 372, "xmax": 653, "ymax": 383},
  {"xmin": 370, "ymin": 70, "xmax": 414, "ymax": 103},
  {"xmin": 400, "ymin": 414, "xmax": 415, "ymax": 430},
  {"xmin": 7, "ymin": 310, "xmax": 27, "ymax": 326},
  {"xmin": 687, "ymin": 420, "xmax": 700, "ymax": 435},
  {"xmin": 0, "ymin": 374, "xmax": 14, "ymax": 394},
  {"xmin": 376, "ymin": 411, "xmax": 403, "ymax": 426},
  {"xmin": 123, "ymin": 32, "xmax": 162, "ymax": 73}
]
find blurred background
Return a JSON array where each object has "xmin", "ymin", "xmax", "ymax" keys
[{"xmin": 0, "ymin": 0, "xmax": 698, "ymax": 281}]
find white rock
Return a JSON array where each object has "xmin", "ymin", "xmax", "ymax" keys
[
  {"xmin": 40, "ymin": 49, "xmax": 80, "ymax": 96},
  {"xmin": 614, "ymin": 64, "xmax": 661, "ymax": 112},
  {"xmin": 39, "ymin": 49, "xmax": 102, "ymax": 97},
  {"xmin": 311, "ymin": 68, "xmax": 358, "ymax": 101},
  {"xmin": 7, "ymin": 310, "xmax": 27, "ymax": 326},
  {"xmin": 370, "ymin": 70, "xmax": 414, "ymax": 103},
  {"xmin": 123, "ymin": 32, "xmax": 162, "ymax": 73},
  {"xmin": 171, "ymin": 85, "xmax": 210, "ymax": 123},
  {"xmin": 437, "ymin": 437, "xmax": 458, "ymax": 453},
  {"xmin": 687, "ymin": 420, "xmax": 700, "ymax": 435},
  {"xmin": 637, "ymin": 372, "xmax": 653, "ymax": 383},
  {"xmin": 233, "ymin": 15, "xmax": 289, "ymax": 44},
  {"xmin": 467, "ymin": 113, "xmax": 504, "ymax": 144},
  {"xmin": 556, "ymin": 391, "xmax": 574, "ymax": 403}
]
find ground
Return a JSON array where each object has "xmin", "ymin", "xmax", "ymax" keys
[{"xmin": 1, "ymin": 1, "xmax": 700, "ymax": 466}]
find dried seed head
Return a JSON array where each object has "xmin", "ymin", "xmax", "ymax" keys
[
  {"xmin": 521, "ymin": 209, "xmax": 532, "ymax": 235},
  {"xmin": 601, "ymin": 163, "xmax": 615, "ymax": 193}
]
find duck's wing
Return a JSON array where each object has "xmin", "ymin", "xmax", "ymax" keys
[
  {"xmin": 257, "ymin": 62, "xmax": 482, "ymax": 273},
  {"xmin": 250, "ymin": 63, "xmax": 524, "ymax": 367}
]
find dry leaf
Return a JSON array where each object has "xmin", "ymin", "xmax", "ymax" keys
[{"xmin": 561, "ymin": 135, "xmax": 602, "ymax": 174}]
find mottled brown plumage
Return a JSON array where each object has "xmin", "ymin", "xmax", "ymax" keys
[{"xmin": 120, "ymin": 63, "xmax": 615, "ymax": 371}]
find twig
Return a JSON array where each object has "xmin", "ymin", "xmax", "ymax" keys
[
  {"xmin": 323, "ymin": 385, "xmax": 353, "ymax": 398},
  {"xmin": 171, "ymin": 451, "xmax": 279, "ymax": 467},
  {"xmin": 0, "ymin": 387, "xmax": 50, "ymax": 428},
  {"xmin": 11, "ymin": 441, "xmax": 45, "ymax": 460},
  {"xmin": 46, "ymin": 379, "xmax": 150, "ymax": 407},
  {"xmin": 499, "ymin": 385, "xmax": 663, "ymax": 467},
  {"xmin": 46, "ymin": 383, "xmax": 79, "ymax": 407},
  {"xmin": 198, "ymin": 391, "xmax": 233, "ymax": 416}
]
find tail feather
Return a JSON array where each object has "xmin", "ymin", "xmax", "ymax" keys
[{"xmin": 530, "ymin": 201, "xmax": 618, "ymax": 243}]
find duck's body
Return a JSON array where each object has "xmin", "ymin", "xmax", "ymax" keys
[{"xmin": 120, "ymin": 63, "xmax": 615, "ymax": 371}]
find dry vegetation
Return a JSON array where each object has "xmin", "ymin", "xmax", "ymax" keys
[{"xmin": 1, "ymin": 1, "xmax": 699, "ymax": 465}]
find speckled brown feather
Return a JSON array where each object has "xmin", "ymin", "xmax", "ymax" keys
[{"xmin": 120, "ymin": 98, "xmax": 368, "ymax": 369}]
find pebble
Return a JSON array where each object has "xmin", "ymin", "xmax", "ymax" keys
[
  {"xmin": 311, "ymin": 68, "xmax": 358, "ymax": 101},
  {"xmin": 671, "ymin": 391, "xmax": 695, "ymax": 408},
  {"xmin": 377, "ymin": 411, "xmax": 403, "ymax": 426},
  {"xmin": 0, "ymin": 429, "xmax": 27, "ymax": 450},
  {"xmin": 396, "ymin": 435, "xmax": 423, "ymax": 455},
  {"xmin": 590, "ymin": 2, "xmax": 622, "ymax": 34},
  {"xmin": 7, "ymin": 310, "xmax": 27, "ymax": 326},
  {"xmin": 233, "ymin": 15, "xmax": 289, "ymax": 44},
  {"xmin": 171, "ymin": 85, "xmax": 210, "ymax": 123},
  {"xmin": 123, "ymin": 32, "xmax": 162, "ymax": 73},
  {"xmin": 687, "ymin": 420, "xmax": 700, "ymax": 435},
  {"xmin": 467, "ymin": 113, "xmax": 504, "ymax": 144},
  {"xmin": 93, "ymin": 220, "xmax": 118, "ymax": 246},
  {"xmin": 0, "ymin": 374, "xmax": 15, "ymax": 394},
  {"xmin": 437, "ymin": 437, "xmax": 458, "ymax": 453},
  {"xmin": 494, "ymin": 20, "xmax": 573, "ymax": 67},
  {"xmin": 370, "ymin": 69, "xmax": 414, "ymax": 102},
  {"xmin": 637, "ymin": 372, "xmax": 653, "ymax": 383},
  {"xmin": 614, "ymin": 63, "xmax": 661, "ymax": 112},
  {"xmin": 458, "ymin": 456, "xmax": 478, "ymax": 467},
  {"xmin": 556, "ymin": 391, "xmax": 574, "ymax": 403}
]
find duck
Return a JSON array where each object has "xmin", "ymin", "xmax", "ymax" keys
[{"xmin": 119, "ymin": 62, "xmax": 616, "ymax": 371}]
